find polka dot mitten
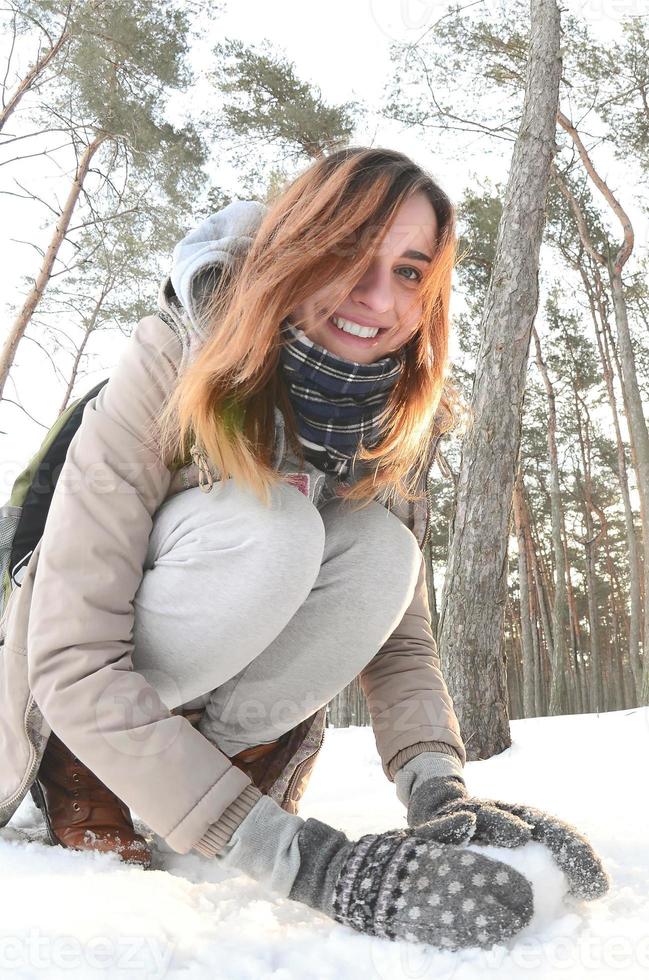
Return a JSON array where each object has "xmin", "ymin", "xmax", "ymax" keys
[
  {"xmin": 396, "ymin": 756, "xmax": 611, "ymax": 902},
  {"xmin": 288, "ymin": 815, "xmax": 534, "ymax": 948},
  {"xmin": 197, "ymin": 789, "xmax": 532, "ymax": 949}
]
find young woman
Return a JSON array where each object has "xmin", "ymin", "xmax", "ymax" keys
[{"xmin": 2, "ymin": 147, "xmax": 608, "ymax": 950}]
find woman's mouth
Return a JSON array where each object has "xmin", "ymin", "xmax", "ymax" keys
[{"xmin": 326, "ymin": 315, "xmax": 385, "ymax": 348}]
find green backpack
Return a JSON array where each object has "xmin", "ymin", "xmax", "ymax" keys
[
  {"xmin": 0, "ymin": 378, "xmax": 110, "ymax": 618},
  {"xmin": 0, "ymin": 378, "xmax": 246, "ymax": 621}
]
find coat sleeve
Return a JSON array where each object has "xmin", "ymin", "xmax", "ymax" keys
[
  {"xmin": 359, "ymin": 551, "xmax": 466, "ymax": 781},
  {"xmin": 26, "ymin": 314, "xmax": 253, "ymax": 853}
]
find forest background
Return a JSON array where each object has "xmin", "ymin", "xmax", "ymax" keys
[{"xmin": 1, "ymin": 0, "xmax": 647, "ymax": 756}]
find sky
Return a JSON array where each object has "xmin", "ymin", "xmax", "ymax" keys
[{"xmin": 0, "ymin": 0, "xmax": 645, "ymax": 495}]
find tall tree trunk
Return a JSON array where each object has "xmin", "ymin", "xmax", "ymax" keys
[
  {"xmin": 551, "ymin": 234, "xmax": 638, "ymax": 707},
  {"xmin": 438, "ymin": 0, "xmax": 562, "ymax": 758},
  {"xmin": 570, "ymin": 362, "xmax": 606, "ymax": 713},
  {"xmin": 574, "ymin": 463, "xmax": 605, "ymax": 712},
  {"xmin": 327, "ymin": 675, "xmax": 370, "ymax": 727},
  {"xmin": 602, "ymin": 530, "xmax": 628, "ymax": 709},
  {"xmin": 529, "ymin": 581, "xmax": 546, "ymax": 715},
  {"xmin": 609, "ymin": 266, "xmax": 649, "ymax": 702},
  {"xmin": 554, "ymin": 122, "xmax": 649, "ymax": 702},
  {"xmin": 560, "ymin": 483, "xmax": 587, "ymax": 713},
  {"xmin": 519, "ymin": 480, "xmax": 547, "ymax": 714},
  {"xmin": 532, "ymin": 325, "xmax": 569, "ymax": 713},
  {"xmin": 529, "ymin": 523, "xmax": 556, "ymax": 703},
  {"xmin": 0, "ymin": 134, "xmax": 109, "ymax": 401},
  {"xmin": 513, "ymin": 469, "xmax": 537, "ymax": 715},
  {"xmin": 584, "ymin": 261, "xmax": 643, "ymax": 698},
  {"xmin": 527, "ymin": 485, "xmax": 558, "ymax": 712},
  {"xmin": 505, "ymin": 598, "xmax": 524, "ymax": 719}
]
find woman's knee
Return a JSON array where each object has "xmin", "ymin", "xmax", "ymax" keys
[
  {"xmin": 323, "ymin": 497, "xmax": 421, "ymax": 594},
  {"xmin": 147, "ymin": 478, "xmax": 326, "ymax": 587},
  {"xmin": 247, "ymin": 479, "xmax": 327, "ymax": 586}
]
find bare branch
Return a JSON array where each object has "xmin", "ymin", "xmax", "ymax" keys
[
  {"xmin": 66, "ymin": 206, "xmax": 140, "ymax": 234},
  {"xmin": 37, "ymin": 322, "xmax": 80, "ymax": 350},
  {"xmin": 12, "ymin": 178, "xmax": 60, "ymax": 217},
  {"xmin": 557, "ymin": 109, "xmax": 634, "ymax": 273},
  {"xmin": 22, "ymin": 332, "xmax": 70, "ymax": 384},
  {"xmin": 0, "ymin": 396, "xmax": 49, "ymax": 428},
  {"xmin": 0, "ymin": 140, "xmax": 74, "ymax": 168},
  {"xmin": 406, "ymin": 0, "xmax": 493, "ymax": 52},
  {"xmin": 389, "ymin": 42, "xmax": 518, "ymax": 143},
  {"xmin": 9, "ymin": 237, "xmax": 45, "ymax": 256},
  {"xmin": 552, "ymin": 164, "xmax": 606, "ymax": 267},
  {"xmin": 0, "ymin": 124, "xmax": 75, "ymax": 147},
  {"xmin": 0, "ymin": 4, "xmax": 72, "ymax": 132},
  {"xmin": 1, "ymin": 9, "xmax": 18, "ymax": 108}
]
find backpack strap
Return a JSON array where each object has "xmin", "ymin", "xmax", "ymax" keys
[{"xmin": 8, "ymin": 378, "xmax": 109, "ymax": 588}]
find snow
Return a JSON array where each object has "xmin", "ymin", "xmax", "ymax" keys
[{"xmin": 1, "ymin": 706, "xmax": 647, "ymax": 979}]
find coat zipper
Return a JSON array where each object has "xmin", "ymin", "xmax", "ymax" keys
[
  {"xmin": 283, "ymin": 721, "xmax": 327, "ymax": 804},
  {"xmin": 2, "ymin": 694, "xmax": 43, "ymax": 813},
  {"xmin": 190, "ymin": 443, "xmax": 214, "ymax": 492}
]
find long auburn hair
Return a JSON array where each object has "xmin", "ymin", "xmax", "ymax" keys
[{"xmin": 155, "ymin": 146, "xmax": 466, "ymax": 510}]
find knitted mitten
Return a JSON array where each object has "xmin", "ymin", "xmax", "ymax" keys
[
  {"xmin": 407, "ymin": 773, "xmax": 535, "ymax": 847},
  {"xmin": 398, "ymin": 760, "xmax": 610, "ymax": 901},
  {"xmin": 197, "ymin": 791, "xmax": 534, "ymax": 949},
  {"xmin": 289, "ymin": 816, "xmax": 534, "ymax": 948}
]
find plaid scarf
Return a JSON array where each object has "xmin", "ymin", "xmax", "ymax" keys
[{"xmin": 278, "ymin": 319, "xmax": 405, "ymax": 478}]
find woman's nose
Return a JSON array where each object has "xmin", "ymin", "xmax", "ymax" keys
[{"xmin": 349, "ymin": 265, "xmax": 395, "ymax": 316}]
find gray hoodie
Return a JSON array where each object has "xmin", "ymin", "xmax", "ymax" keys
[{"xmin": 171, "ymin": 199, "xmax": 268, "ymax": 340}]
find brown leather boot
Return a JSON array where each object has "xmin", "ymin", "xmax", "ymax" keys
[{"xmin": 30, "ymin": 731, "xmax": 151, "ymax": 868}]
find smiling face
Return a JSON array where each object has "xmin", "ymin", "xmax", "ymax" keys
[{"xmin": 286, "ymin": 191, "xmax": 439, "ymax": 365}]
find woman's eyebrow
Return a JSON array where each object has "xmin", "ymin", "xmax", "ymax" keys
[{"xmin": 401, "ymin": 249, "xmax": 432, "ymax": 263}]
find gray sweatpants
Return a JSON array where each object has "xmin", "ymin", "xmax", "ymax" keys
[{"xmin": 131, "ymin": 477, "xmax": 421, "ymax": 758}]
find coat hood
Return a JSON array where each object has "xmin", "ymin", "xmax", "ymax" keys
[{"xmin": 169, "ymin": 198, "xmax": 268, "ymax": 337}]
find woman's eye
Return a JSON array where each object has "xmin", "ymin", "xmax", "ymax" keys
[{"xmin": 397, "ymin": 267, "xmax": 422, "ymax": 282}]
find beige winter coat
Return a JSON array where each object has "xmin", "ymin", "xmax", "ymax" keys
[{"xmin": 0, "ymin": 231, "xmax": 465, "ymax": 855}]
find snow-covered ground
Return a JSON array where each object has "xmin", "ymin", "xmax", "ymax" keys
[{"xmin": 1, "ymin": 707, "xmax": 647, "ymax": 979}]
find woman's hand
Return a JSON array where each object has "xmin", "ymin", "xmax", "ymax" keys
[{"xmin": 405, "ymin": 775, "xmax": 611, "ymax": 901}]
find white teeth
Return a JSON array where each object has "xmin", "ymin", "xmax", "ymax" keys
[{"xmin": 332, "ymin": 316, "xmax": 379, "ymax": 339}]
